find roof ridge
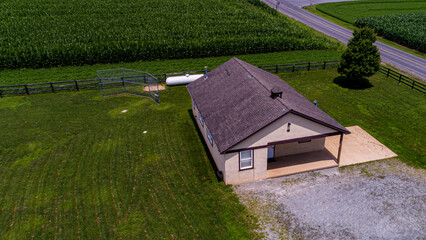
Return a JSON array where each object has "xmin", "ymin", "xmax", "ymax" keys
[{"xmin": 234, "ymin": 58, "xmax": 288, "ymax": 109}]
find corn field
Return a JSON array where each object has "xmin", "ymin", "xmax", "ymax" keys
[
  {"xmin": 355, "ymin": 13, "xmax": 426, "ymax": 53},
  {"xmin": 0, "ymin": 0, "xmax": 339, "ymax": 69}
]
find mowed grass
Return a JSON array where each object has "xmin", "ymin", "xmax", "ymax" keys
[
  {"xmin": 314, "ymin": 0, "xmax": 426, "ymax": 24},
  {"xmin": 278, "ymin": 69, "xmax": 426, "ymax": 168},
  {"xmin": 0, "ymin": 51, "xmax": 348, "ymax": 238},
  {"xmin": 0, "ymin": 89, "xmax": 258, "ymax": 238},
  {"xmin": 1, "ymin": 53, "xmax": 424, "ymax": 238},
  {"xmin": 0, "ymin": 0, "xmax": 340, "ymax": 69},
  {"xmin": 0, "ymin": 50, "xmax": 343, "ymax": 85}
]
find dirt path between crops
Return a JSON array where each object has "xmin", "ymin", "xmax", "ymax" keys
[{"xmin": 234, "ymin": 159, "xmax": 425, "ymax": 239}]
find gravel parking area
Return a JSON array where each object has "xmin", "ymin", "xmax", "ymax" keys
[{"xmin": 234, "ymin": 159, "xmax": 425, "ymax": 239}]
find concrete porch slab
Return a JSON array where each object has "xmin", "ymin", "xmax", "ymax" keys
[
  {"xmin": 325, "ymin": 125, "xmax": 398, "ymax": 166},
  {"xmin": 267, "ymin": 150, "xmax": 338, "ymax": 178}
]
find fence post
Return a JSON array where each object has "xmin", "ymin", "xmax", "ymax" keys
[
  {"xmin": 164, "ymin": 73, "xmax": 167, "ymax": 83},
  {"xmin": 50, "ymin": 83, "xmax": 55, "ymax": 93},
  {"xmin": 24, "ymin": 85, "xmax": 29, "ymax": 95},
  {"xmin": 0, "ymin": 88, "xmax": 2, "ymax": 98},
  {"xmin": 308, "ymin": 62, "xmax": 311, "ymax": 71},
  {"xmin": 387, "ymin": 68, "xmax": 390, "ymax": 78},
  {"xmin": 75, "ymin": 80, "xmax": 79, "ymax": 91},
  {"xmin": 122, "ymin": 76, "xmax": 127, "ymax": 93},
  {"xmin": 323, "ymin": 61, "xmax": 326, "ymax": 69},
  {"xmin": 412, "ymin": 80, "xmax": 415, "ymax": 90},
  {"xmin": 398, "ymin": 75, "xmax": 402, "ymax": 84},
  {"xmin": 292, "ymin": 64, "xmax": 295, "ymax": 72}
]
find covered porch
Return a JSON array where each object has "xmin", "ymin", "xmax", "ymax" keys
[
  {"xmin": 266, "ymin": 133, "xmax": 344, "ymax": 179},
  {"xmin": 267, "ymin": 149, "xmax": 338, "ymax": 178}
]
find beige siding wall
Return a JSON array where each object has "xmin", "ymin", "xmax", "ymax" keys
[
  {"xmin": 223, "ymin": 148, "xmax": 268, "ymax": 184},
  {"xmin": 192, "ymin": 101, "xmax": 225, "ymax": 173},
  {"xmin": 275, "ymin": 138, "xmax": 325, "ymax": 157},
  {"xmin": 192, "ymin": 103, "xmax": 338, "ymax": 184},
  {"xmin": 231, "ymin": 113, "xmax": 337, "ymax": 150}
]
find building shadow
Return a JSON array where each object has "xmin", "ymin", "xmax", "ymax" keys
[
  {"xmin": 187, "ymin": 109, "xmax": 222, "ymax": 182},
  {"xmin": 333, "ymin": 76, "xmax": 373, "ymax": 90}
]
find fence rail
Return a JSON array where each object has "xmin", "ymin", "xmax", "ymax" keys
[
  {"xmin": 378, "ymin": 66, "xmax": 425, "ymax": 94},
  {"xmin": 258, "ymin": 60, "xmax": 340, "ymax": 73},
  {"xmin": 0, "ymin": 60, "xmax": 424, "ymax": 97}
]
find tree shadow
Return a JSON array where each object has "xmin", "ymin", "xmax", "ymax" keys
[
  {"xmin": 187, "ymin": 109, "xmax": 222, "ymax": 183},
  {"xmin": 333, "ymin": 76, "xmax": 373, "ymax": 90}
]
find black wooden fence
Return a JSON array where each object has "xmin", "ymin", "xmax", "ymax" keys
[
  {"xmin": 258, "ymin": 60, "xmax": 340, "ymax": 73},
  {"xmin": 378, "ymin": 66, "xmax": 425, "ymax": 94},
  {"xmin": 0, "ymin": 60, "xmax": 424, "ymax": 97}
]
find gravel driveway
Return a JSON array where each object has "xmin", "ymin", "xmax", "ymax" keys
[{"xmin": 234, "ymin": 159, "xmax": 425, "ymax": 239}]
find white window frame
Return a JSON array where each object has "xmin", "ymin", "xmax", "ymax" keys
[
  {"xmin": 199, "ymin": 114, "xmax": 204, "ymax": 127},
  {"xmin": 239, "ymin": 150, "xmax": 253, "ymax": 170},
  {"xmin": 207, "ymin": 129, "xmax": 213, "ymax": 146}
]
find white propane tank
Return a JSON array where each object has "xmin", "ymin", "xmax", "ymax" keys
[{"xmin": 166, "ymin": 74, "xmax": 204, "ymax": 86}]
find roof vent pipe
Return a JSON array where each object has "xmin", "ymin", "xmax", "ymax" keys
[{"xmin": 204, "ymin": 66, "xmax": 208, "ymax": 80}]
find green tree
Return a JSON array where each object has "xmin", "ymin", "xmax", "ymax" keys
[{"xmin": 338, "ymin": 27, "xmax": 381, "ymax": 81}]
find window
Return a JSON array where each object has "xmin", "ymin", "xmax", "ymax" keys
[
  {"xmin": 199, "ymin": 114, "xmax": 204, "ymax": 127},
  {"xmin": 192, "ymin": 99, "xmax": 197, "ymax": 117},
  {"xmin": 239, "ymin": 150, "xmax": 253, "ymax": 170},
  {"xmin": 298, "ymin": 139, "xmax": 311, "ymax": 143},
  {"xmin": 207, "ymin": 129, "xmax": 213, "ymax": 145}
]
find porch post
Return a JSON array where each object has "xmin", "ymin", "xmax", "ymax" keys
[{"xmin": 337, "ymin": 133, "xmax": 344, "ymax": 164}]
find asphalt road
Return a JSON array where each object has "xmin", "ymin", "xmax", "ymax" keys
[
  {"xmin": 262, "ymin": 0, "xmax": 426, "ymax": 80},
  {"xmin": 284, "ymin": 0, "xmax": 355, "ymax": 8}
]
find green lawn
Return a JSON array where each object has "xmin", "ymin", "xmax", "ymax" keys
[
  {"xmin": 279, "ymin": 69, "xmax": 426, "ymax": 168},
  {"xmin": 0, "ymin": 88, "xmax": 259, "ymax": 239},
  {"xmin": 305, "ymin": 0, "xmax": 426, "ymax": 58},
  {"xmin": 0, "ymin": 50, "xmax": 343, "ymax": 85},
  {"xmin": 314, "ymin": 0, "xmax": 426, "ymax": 24},
  {"xmin": 1, "ymin": 53, "xmax": 424, "ymax": 238}
]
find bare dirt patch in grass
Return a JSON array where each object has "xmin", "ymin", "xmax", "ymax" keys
[{"xmin": 143, "ymin": 84, "xmax": 165, "ymax": 92}]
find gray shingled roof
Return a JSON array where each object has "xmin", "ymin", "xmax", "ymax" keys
[{"xmin": 187, "ymin": 57, "xmax": 349, "ymax": 154}]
